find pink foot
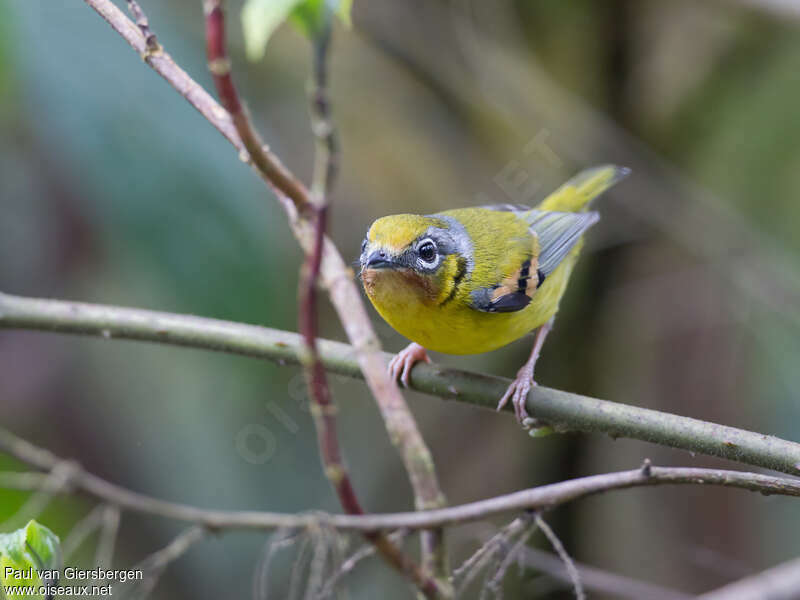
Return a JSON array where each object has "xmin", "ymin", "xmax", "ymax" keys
[
  {"xmin": 388, "ymin": 343, "xmax": 431, "ymax": 387},
  {"xmin": 496, "ymin": 361, "xmax": 536, "ymax": 423}
]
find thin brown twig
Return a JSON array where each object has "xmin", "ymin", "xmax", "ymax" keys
[
  {"xmin": 81, "ymin": 0, "xmax": 446, "ymax": 531},
  {"xmin": 252, "ymin": 528, "xmax": 301, "ymax": 599},
  {"xmin": 200, "ymin": 3, "xmax": 442, "ymax": 597},
  {"xmin": 62, "ymin": 505, "xmax": 107, "ymax": 560},
  {"xmin": 94, "ymin": 504, "xmax": 121, "ymax": 570},
  {"xmin": 288, "ymin": 533, "xmax": 313, "ymax": 600},
  {"xmin": 319, "ymin": 529, "xmax": 410, "ymax": 597},
  {"xmin": 535, "ymin": 514, "xmax": 584, "ymax": 600},
  {"xmin": 2, "ymin": 426, "xmax": 800, "ymax": 531},
  {"xmin": 310, "ymin": 5, "xmax": 440, "ymax": 590},
  {"xmin": 125, "ymin": 0, "xmax": 159, "ymax": 53},
  {"xmin": 454, "ymin": 518, "xmax": 525, "ymax": 593},
  {"xmin": 486, "ymin": 514, "xmax": 538, "ymax": 598},
  {"xmin": 0, "ymin": 460, "xmax": 76, "ymax": 531},
  {"xmin": 295, "ymin": 9, "xmax": 363, "ymax": 517},
  {"xmin": 202, "ymin": 0, "xmax": 310, "ymax": 215},
  {"xmin": 133, "ymin": 525, "xmax": 208, "ymax": 597},
  {"xmin": 303, "ymin": 523, "xmax": 338, "ymax": 600}
]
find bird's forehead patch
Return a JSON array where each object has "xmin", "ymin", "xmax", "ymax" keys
[{"xmin": 368, "ymin": 214, "xmax": 448, "ymax": 252}]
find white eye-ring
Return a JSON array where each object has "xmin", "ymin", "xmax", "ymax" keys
[{"xmin": 417, "ymin": 238, "xmax": 439, "ymax": 268}]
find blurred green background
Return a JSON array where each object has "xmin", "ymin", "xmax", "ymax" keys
[{"xmin": 2, "ymin": 0, "xmax": 800, "ymax": 598}]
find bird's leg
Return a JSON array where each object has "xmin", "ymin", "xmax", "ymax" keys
[
  {"xmin": 497, "ymin": 318, "xmax": 553, "ymax": 424},
  {"xmin": 388, "ymin": 342, "xmax": 431, "ymax": 388}
]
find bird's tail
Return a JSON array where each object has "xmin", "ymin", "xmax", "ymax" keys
[{"xmin": 537, "ymin": 164, "xmax": 630, "ymax": 213}]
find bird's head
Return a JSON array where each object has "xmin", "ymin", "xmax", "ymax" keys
[{"xmin": 359, "ymin": 214, "xmax": 471, "ymax": 306}]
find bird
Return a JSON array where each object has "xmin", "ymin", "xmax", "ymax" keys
[{"xmin": 358, "ymin": 165, "xmax": 629, "ymax": 424}]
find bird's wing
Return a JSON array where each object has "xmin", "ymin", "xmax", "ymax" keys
[
  {"xmin": 468, "ymin": 208, "xmax": 598, "ymax": 313},
  {"xmin": 524, "ymin": 209, "xmax": 599, "ymax": 277}
]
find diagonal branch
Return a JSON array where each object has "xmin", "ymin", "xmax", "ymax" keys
[
  {"xmin": 203, "ymin": 0, "xmax": 359, "ymax": 519},
  {"xmin": 132, "ymin": 525, "xmax": 208, "ymax": 597},
  {"xmin": 200, "ymin": 2, "xmax": 442, "ymax": 596},
  {"xmin": 201, "ymin": 0, "xmax": 310, "ymax": 214},
  {"xmin": 81, "ymin": 0, "xmax": 446, "ymax": 529},
  {"xmin": 3, "ymin": 291, "xmax": 800, "ymax": 477}
]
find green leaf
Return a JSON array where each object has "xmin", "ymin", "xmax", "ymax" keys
[
  {"xmin": 242, "ymin": 0, "xmax": 353, "ymax": 60},
  {"xmin": 289, "ymin": 0, "xmax": 325, "ymax": 39},
  {"xmin": 241, "ymin": 0, "xmax": 304, "ymax": 61},
  {"xmin": 291, "ymin": 0, "xmax": 352, "ymax": 37},
  {"xmin": 0, "ymin": 520, "xmax": 62, "ymax": 600}
]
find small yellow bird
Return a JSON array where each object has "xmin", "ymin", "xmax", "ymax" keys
[{"xmin": 359, "ymin": 165, "xmax": 629, "ymax": 423}]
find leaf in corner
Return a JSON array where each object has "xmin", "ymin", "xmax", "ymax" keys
[
  {"xmin": 241, "ymin": 0, "xmax": 303, "ymax": 61},
  {"xmin": 0, "ymin": 520, "xmax": 62, "ymax": 600}
]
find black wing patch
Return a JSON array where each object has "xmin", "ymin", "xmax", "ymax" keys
[
  {"xmin": 469, "ymin": 210, "xmax": 597, "ymax": 314},
  {"xmin": 470, "ymin": 258, "xmax": 542, "ymax": 313}
]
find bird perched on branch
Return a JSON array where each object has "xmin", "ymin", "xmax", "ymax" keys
[{"xmin": 359, "ymin": 165, "xmax": 629, "ymax": 425}]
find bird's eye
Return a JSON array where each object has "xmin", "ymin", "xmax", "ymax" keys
[{"xmin": 418, "ymin": 240, "xmax": 437, "ymax": 264}]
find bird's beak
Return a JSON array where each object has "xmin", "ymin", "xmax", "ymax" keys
[{"xmin": 364, "ymin": 250, "xmax": 401, "ymax": 270}]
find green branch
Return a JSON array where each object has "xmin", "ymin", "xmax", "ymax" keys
[{"xmin": 2, "ymin": 291, "xmax": 800, "ymax": 476}]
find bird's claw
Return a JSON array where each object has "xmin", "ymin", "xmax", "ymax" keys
[
  {"xmin": 388, "ymin": 343, "xmax": 431, "ymax": 388},
  {"xmin": 497, "ymin": 363, "xmax": 537, "ymax": 424}
]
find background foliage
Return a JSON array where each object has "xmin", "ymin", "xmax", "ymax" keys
[{"xmin": 1, "ymin": 1, "xmax": 799, "ymax": 597}]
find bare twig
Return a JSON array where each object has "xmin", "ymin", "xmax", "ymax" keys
[
  {"xmin": 1, "ymin": 426, "xmax": 799, "ymax": 535},
  {"xmin": 4, "ymin": 292, "xmax": 800, "ymax": 477},
  {"xmin": 308, "ymin": 18, "xmax": 338, "ymax": 202},
  {"xmin": 133, "ymin": 525, "xmax": 208, "ymax": 597},
  {"xmin": 300, "ymin": 3, "xmax": 445, "ymax": 579},
  {"xmin": 87, "ymin": 0, "xmax": 447, "ymax": 591},
  {"xmin": 253, "ymin": 528, "xmax": 301, "ymax": 600},
  {"xmin": 201, "ymin": 3, "xmax": 442, "ymax": 597},
  {"xmin": 0, "ymin": 471, "xmax": 52, "ymax": 492},
  {"xmin": 62, "ymin": 505, "xmax": 107, "ymax": 560},
  {"xmin": 0, "ymin": 460, "xmax": 76, "ymax": 530},
  {"xmin": 140, "ymin": 526, "xmax": 207, "ymax": 572},
  {"xmin": 303, "ymin": 524, "xmax": 338, "ymax": 600},
  {"xmin": 82, "ymin": 0, "xmax": 447, "ymax": 531},
  {"xmin": 125, "ymin": 0, "xmax": 159, "ymax": 54},
  {"xmin": 320, "ymin": 529, "xmax": 410, "ymax": 597},
  {"xmin": 454, "ymin": 517, "xmax": 527, "ymax": 593},
  {"xmin": 535, "ymin": 514, "xmax": 584, "ymax": 600},
  {"xmin": 288, "ymin": 534, "xmax": 312, "ymax": 600},
  {"xmin": 293, "ymin": 6, "xmax": 363, "ymax": 519},
  {"xmin": 699, "ymin": 555, "xmax": 800, "ymax": 600},
  {"xmin": 485, "ymin": 514, "xmax": 539, "ymax": 599},
  {"xmin": 202, "ymin": 0, "xmax": 310, "ymax": 215},
  {"xmin": 94, "ymin": 504, "xmax": 121, "ymax": 569}
]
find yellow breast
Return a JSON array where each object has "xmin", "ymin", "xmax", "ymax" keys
[{"xmin": 363, "ymin": 243, "xmax": 580, "ymax": 355}]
